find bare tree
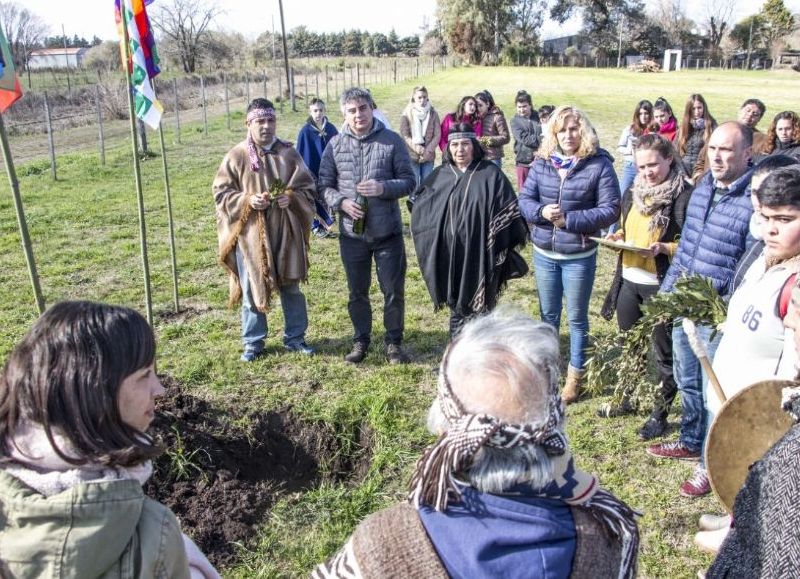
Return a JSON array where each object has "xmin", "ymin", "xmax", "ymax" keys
[
  {"xmin": 648, "ymin": 0, "xmax": 695, "ymax": 47},
  {"xmin": 152, "ymin": 0, "xmax": 219, "ymax": 73},
  {"xmin": 0, "ymin": 2, "xmax": 49, "ymax": 69},
  {"xmin": 703, "ymin": 0, "xmax": 738, "ymax": 57}
]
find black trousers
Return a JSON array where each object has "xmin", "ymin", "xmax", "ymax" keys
[
  {"xmin": 617, "ymin": 278, "xmax": 677, "ymax": 418},
  {"xmin": 339, "ymin": 233, "xmax": 406, "ymax": 346}
]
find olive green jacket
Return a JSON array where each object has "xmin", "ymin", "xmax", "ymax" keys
[{"xmin": 0, "ymin": 470, "xmax": 190, "ymax": 578}]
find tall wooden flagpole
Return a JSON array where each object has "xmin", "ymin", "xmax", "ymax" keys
[
  {"xmin": 0, "ymin": 112, "xmax": 45, "ymax": 314},
  {"xmin": 121, "ymin": 2, "xmax": 154, "ymax": 325}
]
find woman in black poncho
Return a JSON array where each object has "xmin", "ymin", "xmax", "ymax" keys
[{"xmin": 410, "ymin": 123, "xmax": 529, "ymax": 338}]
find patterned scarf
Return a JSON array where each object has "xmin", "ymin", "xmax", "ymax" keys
[
  {"xmin": 692, "ymin": 118, "xmax": 706, "ymax": 130},
  {"xmin": 409, "ymin": 343, "xmax": 640, "ymax": 579},
  {"xmin": 630, "ymin": 166, "xmax": 685, "ymax": 232},
  {"xmin": 550, "ymin": 152, "xmax": 577, "ymax": 170},
  {"xmin": 246, "ymin": 107, "xmax": 277, "ymax": 172}
]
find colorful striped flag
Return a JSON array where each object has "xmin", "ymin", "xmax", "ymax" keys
[
  {"xmin": 115, "ymin": 0, "xmax": 163, "ymax": 129},
  {"xmin": 0, "ymin": 24, "xmax": 22, "ymax": 112}
]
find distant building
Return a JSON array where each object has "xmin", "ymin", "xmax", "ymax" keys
[
  {"xmin": 541, "ymin": 35, "xmax": 593, "ymax": 57},
  {"xmin": 27, "ymin": 47, "xmax": 89, "ymax": 70}
]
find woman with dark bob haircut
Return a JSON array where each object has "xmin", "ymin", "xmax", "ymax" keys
[
  {"xmin": 411, "ymin": 123, "xmax": 529, "ymax": 338},
  {"xmin": 0, "ymin": 301, "xmax": 219, "ymax": 577}
]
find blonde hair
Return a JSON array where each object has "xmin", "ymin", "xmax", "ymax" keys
[{"xmin": 537, "ymin": 105, "xmax": 599, "ymax": 159}]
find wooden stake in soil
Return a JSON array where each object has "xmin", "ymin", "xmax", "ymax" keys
[
  {"xmin": 121, "ymin": 14, "xmax": 153, "ymax": 325},
  {"xmin": 158, "ymin": 121, "xmax": 180, "ymax": 313},
  {"xmin": 0, "ymin": 113, "xmax": 45, "ymax": 314}
]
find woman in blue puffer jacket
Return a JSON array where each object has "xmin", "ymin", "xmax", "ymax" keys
[{"xmin": 519, "ymin": 105, "xmax": 621, "ymax": 404}]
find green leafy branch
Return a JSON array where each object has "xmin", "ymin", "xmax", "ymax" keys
[{"xmin": 585, "ymin": 275, "xmax": 728, "ymax": 409}]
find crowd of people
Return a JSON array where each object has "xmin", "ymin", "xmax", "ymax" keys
[{"xmin": 2, "ymin": 83, "xmax": 800, "ymax": 577}]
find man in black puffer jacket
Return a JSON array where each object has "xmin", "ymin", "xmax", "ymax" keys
[{"xmin": 319, "ymin": 87, "xmax": 416, "ymax": 365}]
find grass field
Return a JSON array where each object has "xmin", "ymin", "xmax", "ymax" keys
[{"xmin": 2, "ymin": 65, "xmax": 799, "ymax": 577}]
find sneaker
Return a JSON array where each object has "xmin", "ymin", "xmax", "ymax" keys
[
  {"xmin": 344, "ymin": 341, "xmax": 368, "ymax": 364},
  {"xmin": 285, "ymin": 342, "xmax": 315, "ymax": 355},
  {"xmin": 596, "ymin": 399, "xmax": 635, "ymax": 418},
  {"xmin": 646, "ymin": 440, "xmax": 700, "ymax": 460},
  {"xmin": 638, "ymin": 415, "xmax": 668, "ymax": 441},
  {"xmin": 313, "ymin": 227, "xmax": 337, "ymax": 239},
  {"xmin": 698, "ymin": 513, "xmax": 731, "ymax": 531},
  {"xmin": 694, "ymin": 526, "xmax": 729, "ymax": 553},
  {"xmin": 680, "ymin": 465, "xmax": 711, "ymax": 498},
  {"xmin": 240, "ymin": 349, "xmax": 264, "ymax": 362},
  {"xmin": 386, "ymin": 343, "xmax": 410, "ymax": 365}
]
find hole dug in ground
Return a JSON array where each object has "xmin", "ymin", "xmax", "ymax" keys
[{"xmin": 144, "ymin": 381, "xmax": 372, "ymax": 568}]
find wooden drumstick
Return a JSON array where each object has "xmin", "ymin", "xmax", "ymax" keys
[{"xmin": 682, "ymin": 318, "xmax": 727, "ymax": 404}]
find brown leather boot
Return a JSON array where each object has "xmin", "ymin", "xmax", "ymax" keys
[{"xmin": 562, "ymin": 365, "xmax": 584, "ymax": 404}]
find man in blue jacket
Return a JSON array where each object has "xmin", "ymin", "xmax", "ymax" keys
[
  {"xmin": 318, "ymin": 87, "xmax": 416, "ymax": 365},
  {"xmin": 296, "ymin": 98, "xmax": 338, "ymax": 238},
  {"xmin": 646, "ymin": 122, "xmax": 754, "ymax": 498}
]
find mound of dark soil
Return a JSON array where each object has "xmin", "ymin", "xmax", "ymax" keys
[{"xmin": 144, "ymin": 383, "xmax": 370, "ymax": 568}]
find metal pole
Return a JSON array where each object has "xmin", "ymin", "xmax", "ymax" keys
[
  {"xmin": 43, "ymin": 92, "xmax": 57, "ymax": 181},
  {"xmin": 158, "ymin": 122, "xmax": 180, "ymax": 313},
  {"xmin": 263, "ymin": 69, "xmax": 267, "ymax": 98},
  {"xmin": 95, "ymin": 85, "xmax": 105, "ymax": 165},
  {"xmin": 277, "ymin": 0, "xmax": 295, "ymax": 111},
  {"xmin": 121, "ymin": 6, "xmax": 153, "ymax": 324},
  {"xmin": 173, "ymin": 78, "xmax": 181, "ymax": 144},
  {"xmin": 200, "ymin": 75, "xmax": 208, "ymax": 135},
  {"xmin": 325, "ymin": 65, "xmax": 329, "ymax": 101},
  {"xmin": 0, "ymin": 113, "xmax": 45, "ymax": 314}
]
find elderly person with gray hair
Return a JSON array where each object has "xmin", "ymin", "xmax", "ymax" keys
[
  {"xmin": 318, "ymin": 87, "xmax": 416, "ymax": 365},
  {"xmin": 312, "ymin": 308, "xmax": 640, "ymax": 579}
]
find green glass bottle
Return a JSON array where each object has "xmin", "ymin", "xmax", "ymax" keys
[{"xmin": 352, "ymin": 194, "xmax": 368, "ymax": 235}]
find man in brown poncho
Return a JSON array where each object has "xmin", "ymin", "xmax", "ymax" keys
[{"xmin": 213, "ymin": 98, "xmax": 316, "ymax": 361}]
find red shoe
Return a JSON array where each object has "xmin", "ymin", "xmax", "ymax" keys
[
  {"xmin": 680, "ymin": 466, "xmax": 711, "ymax": 498},
  {"xmin": 646, "ymin": 440, "xmax": 700, "ymax": 460}
]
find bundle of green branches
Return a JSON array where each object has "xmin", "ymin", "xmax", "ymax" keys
[
  {"xmin": 585, "ymin": 275, "xmax": 728, "ymax": 411},
  {"xmin": 268, "ymin": 178, "xmax": 287, "ymax": 199}
]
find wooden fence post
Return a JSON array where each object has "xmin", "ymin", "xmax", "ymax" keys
[
  {"xmin": 200, "ymin": 76, "xmax": 208, "ymax": 136},
  {"xmin": 43, "ymin": 92, "xmax": 57, "ymax": 181},
  {"xmin": 95, "ymin": 85, "xmax": 105, "ymax": 165},
  {"xmin": 173, "ymin": 78, "xmax": 181, "ymax": 144},
  {"xmin": 224, "ymin": 73, "xmax": 231, "ymax": 131}
]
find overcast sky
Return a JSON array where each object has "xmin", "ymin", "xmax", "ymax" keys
[{"xmin": 21, "ymin": 0, "xmax": 799, "ymax": 44}]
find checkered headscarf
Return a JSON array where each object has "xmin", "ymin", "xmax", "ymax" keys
[{"xmin": 408, "ymin": 341, "xmax": 640, "ymax": 579}]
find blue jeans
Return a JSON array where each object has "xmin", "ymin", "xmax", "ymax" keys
[
  {"xmin": 412, "ymin": 161, "xmax": 434, "ymax": 187},
  {"xmin": 533, "ymin": 251, "xmax": 597, "ymax": 370},
  {"xmin": 619, "ymin": 160, "xmax": 637, "ymax": 194},
  {"xmin": 236, "ymin": 246, "xmax": 308, "ymax": 353},
  {"xmin": 672, "ymin": 323, "xmax": 720, "ymax": 453}
]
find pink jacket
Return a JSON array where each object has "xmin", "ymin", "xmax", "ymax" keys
[{"xmin": 439, "ymin": 113, "xmax": 483, "ymax": 151}]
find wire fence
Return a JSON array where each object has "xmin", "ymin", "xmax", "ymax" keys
[{"xmin": 4, "ymin": 56, "xmax": 461, "ymax": 171}]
